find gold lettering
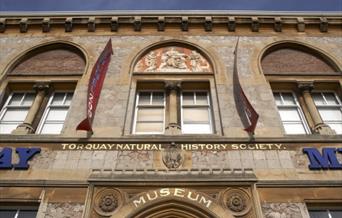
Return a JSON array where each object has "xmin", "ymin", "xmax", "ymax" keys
[
  {"xmin": 174, "ymin": 188, "xmax": 185, "ymax": 197},
  {"xmin": 160, "ymin": 188, "xmax": 170, "ymax": 197},
  {"xmin": 133, "ymin": 196, "xmax": 146, "ymax": 207},
  {"xmin": 199, "ymin": 196, "xmax": 212, "ymax": 208},
  {"xmin": 231, "ymin": 144, "xmax": 239, "ymax": 150},
  {"xmin": 187, "ymin": 192, "xmax": 199, "ymax": 201},
  {"xmin": 146, "ymin": 191, "xmax": 158, "ymax": 201}
]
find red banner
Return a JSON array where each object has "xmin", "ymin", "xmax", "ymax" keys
[
  {"xmin": 233, "ymin": 39, "xmax": 259, "ymax": 135},
  {"xmin": 76, "ymin": 39, "xmax": 113, "ymax": 132}
]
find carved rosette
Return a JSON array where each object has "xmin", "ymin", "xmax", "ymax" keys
[
  {"xmin": 221, "ymin": 188, "xmax": 251, "ymax": 216},
  {"xmin": 94, "ymin": 188, "xmax": 123, "ymax": 216}
]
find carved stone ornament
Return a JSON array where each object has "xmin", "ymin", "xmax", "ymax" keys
[
  {"xmin": 94, "ymin": 188, "xmax": 123, "ymax": 216},
  {"xmin": 221, "ymin": 188, "xmax": 251, "ymax": 216},
  {"xmin": 227, "ymin": 193, "xmax": 247, "ymax": 212},
  {"xmin": 262, "ymin": 203, "xmax": 304, "ymax": 218},
  {"xmin": 134, "ymin": 46, "xmax": 212, "ymax": 73},
  {"xmin": 162, "ymin": 142, "xmax": 184, "ymax": 169}
]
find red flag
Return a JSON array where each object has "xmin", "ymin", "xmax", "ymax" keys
[
  {"xmin": 76, "ymin": 39, "xmax": 113, "ymax": 132},
  {"xmin": 233, "ymin": 39, "xmax": 259, "ymax": 135}
]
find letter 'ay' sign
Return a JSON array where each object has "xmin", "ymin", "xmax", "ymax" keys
[
  {"xmin": 0, "ymin": 147, "xmax": 40, "ymax": 170},
  {"xmin": 303, "ymin": 147, "xmax": 342, "ymax": 170}
]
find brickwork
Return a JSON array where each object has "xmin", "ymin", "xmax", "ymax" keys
[
  {"xmin": 11, "ymin": 49, "xmax": 85, "ymax": 75},
  {"xmin": 262, "ymin": 48, "xmax": 336, "ymax": 74}
]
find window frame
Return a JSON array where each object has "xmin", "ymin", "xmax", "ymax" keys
[
  {"xmin": 36, "ymin": 91, "xmax": 74, "ymax": 135},
  {"xmin": 132, "ymin": 90, "xmax": 166, "ymax": 134},
  {"xmin": 0, "ymin": 91, "xmax": 35, "ymax": 134},
  {"xmin": 180, "ymin": 90, "xmax": 213, "ymax": 134},
  {"xmin": 0, "ymin": 203, "xmax": 39, "ymax": 218},
  {"xmin": 311, "ymin": 91, "xmax": 342, "ymax": 134},
  {"xmin": 273, "ymin": 91, "xmax": 311, "ymax": 135}
]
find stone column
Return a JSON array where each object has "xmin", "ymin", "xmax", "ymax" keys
[
  {"xmin": 12, "ymin": 83, "xmax": 49, "ymax": 134},
  {"xmin": 298, "ymin": 82, "xmax": 335, "ymax": 135},
  {"xmin": 165, "ymin": 81, "xmax": 181, "ymax": 135}
]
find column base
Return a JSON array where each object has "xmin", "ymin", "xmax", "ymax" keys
[
  {"xmin": 313, "ymin": 123, "xmax": 336, "ymax": 135},
  {"xmin": 11, "ymin": 123, "xmax": 34, "ymax": 134},
  {"xmin": 165, "ymin": 123, "xmax": 181, "ymax": 135}
]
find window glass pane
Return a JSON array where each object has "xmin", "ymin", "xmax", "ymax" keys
[
  {"xmin": 183, "ymin": 108, "xmax": 209, "ymax": 123},
  {"xmin": 64, "ymin": 93, "xmax": 73, "ymax": 105},
  {"xmin": 182, "ymin": 92, "xmax": 194, "ymax": 105},
  {"xmin": 278, "ymin": 108, "xmax": 302, "ymax": 121},
  {"xmin": 324, "ymin": 93, "xmax": 339, "ymax": 105},
  {"xmin": 22, "ymin": 93, "xmax": 35, "ymax": 106},
  {"xmin": 40, "ymin": 123, "xmax": 64, "ymax": 134},
  {"xmin": 138, "ymin": 92, "xmax": 151, "ymax": 105},
  {"xmin": 18, "ymin": 210, "xmax": 38, "ymax": 218},
  {"xmin": 273, "ymin": 93, "xmax": 282, "ymax": 105},
  {"xmin": 0, "ymin": 123, "xmax": 19, "ymax": 134},
  {"xmin": 135, "ymin": 122, "xmax": 163, "ymax": 133},
  {"xmin": 312, "ymin": 93, "xmax": 325, "ymax": 105},
  {"xmin": 308, "ymin": 210, "xmax": 329, "ymax": 218},
  {"xmin": 327, "ymin": 123, "xmax": 342, "ymax": 134},
  {"xmin": 2, "ymin": 108, "xmax": 28, "ymax": 121},
  {"xmin": 330, "ymin": 210, "xmax": 342, "ymax": 218},
  {"xmin": 152, "ymin": 92, "xmax": 164, "ymax": 105},
  {"xmin": 45, "ymin": 108, "xmax": 68, "ymax": 121},
  {"xmin": 183, "ymin": 124, "xmax": 211, "ymax": 134},
  {"xmin": 51, "ymin": 93, "xmax": 66, "ymax": 105},
  {"xmin": 281, "ymin": 93, "xmax": 296, "ymax": 105},
  {"xmin": 0, "ymin": 210, "xmax": 17, "ymax": 218},
  {"xmin": 318, "ymin": 108, "xmax": 342, "ymax": 121},
  {"xmin": 196, "ymin": 92, "xmax": 208, "ymax": 105},
  {"xmin": 137, "ymin": 108, "xmax": 163, "ymax": 122},
  {"xmin": 283, "ymin": 123, "xmax": 307, "ymax": 134},
  {"xmin": 9, "ymin": 93, "xmax": 24, "ymax": 106}
]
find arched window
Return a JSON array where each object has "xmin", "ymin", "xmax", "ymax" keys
[
  {"xmin": 0, "ymin": 43, "xmax": 86, "ymax": 134},
  {"xmin": 261, "ymin": 42, "xmax": 341, "ymax": 135},
  {"xmin": 126, "ymin": 43, "xmax": 219, "ymax": 135}
]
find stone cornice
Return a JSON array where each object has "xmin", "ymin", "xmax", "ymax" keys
[{"xmin": 0, "ymin": 13, "xmax": 341, "ymax": 33}]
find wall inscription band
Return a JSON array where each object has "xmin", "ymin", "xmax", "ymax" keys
[{"xmin": 60, "ymin": 143, "xmax": 286, "ymax": 151}]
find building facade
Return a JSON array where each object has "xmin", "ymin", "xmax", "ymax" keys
[{"xmin": 0, "ymin": 11, "xmax": 341, "ymax": 218}]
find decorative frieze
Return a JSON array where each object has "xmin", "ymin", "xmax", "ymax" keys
[
  {"xmin": 0, "ymin": 18, "xmax": 6, "ymax": 33},
  {"xmin": 204, "ymin": 16, "xmax": 213, "ymax": 31},
  {"xmin": 42, "ymin": 18, "xmax": 50, "ymax": 32},
  {"xmin": 320, "ymin": 17, "xmax": 328, "ymax": 32},
  {"xmin": 65, "ymin": 17, "xmax": 73, "ymax": 32},
  {"xmin": 297, "ymin": 17, "xmax": 305, "ymax": 32},
  {"xmin": 134, "ymin": 46, "xmax": 212, "ymax": 73},
  {"xmin": 157, "ymin": 16, "xmax": 165, "ymax": 31},
  {"xmin": 0, "ymin": 15, "xmax": 340, "ymax": 33},
  {"xmin": 228, "ymin": 16, "xmax": 236, "ymax": 32},
  {"xmin": 251, "ymin": 17, "xmax": 260, "ymax": 32},
  {"xmin": 134, "ymin": 16, "xmax": 141, "ymax": 31},
  {"xmin": 19, "ymin": 18, "xmax": 28, "ymax": 33},
  {"xmin": 111, "ymin": 16, "xmax": 118, "ymax": 31},
  {"xmin": 274, "ymin": 17, "xmax": 282, "ymax": 32},
  {"xmin": 88, "ymin": 17, "xmax": 96, "ymax": 32},
  {"xmin": 181, "ymin": 16, "xmax": 189, "ymax": 31}
]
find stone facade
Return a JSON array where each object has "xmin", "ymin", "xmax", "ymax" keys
[{"xmin": 0, "ymin": 11, "xmax": 341, "ymax": 218}]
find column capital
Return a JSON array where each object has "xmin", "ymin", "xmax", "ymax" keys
[
  {"xmin": 165, "ymin": 81, "xmax": 181, "ymax": 92},
  {"xmin": 297, "ymin": 81, "xmax": 314, "ymax": 92},
  {"xmin": 33, "ymin": 82, "xmax": 50, "ymax": 93}
]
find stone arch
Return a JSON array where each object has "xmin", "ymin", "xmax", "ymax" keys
[
  {"xmin": 3, "ymin": 40, "xmax": 88, "ymax": 77},
  {"xmin": 130, "ymin": 39, "xmax": 216, "ymax": 74},
  {"xmin": 128, "ymin": 199, "xmax": 217, "ymax": 218},
  {"xmin": 259, "ymin": 40, "xmax": 341, "ymax": 75},
  {"xmin": 113, "ymin": 188, "xmax": 234, "ymax": 218}
]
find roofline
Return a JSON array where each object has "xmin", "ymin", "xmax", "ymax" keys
[{"xmin": 1, "ymin": 10, "xmax": 342, "ymax": 17}]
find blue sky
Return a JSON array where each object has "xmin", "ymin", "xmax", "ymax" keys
[{"xmin": 0, "ymin": 0, "xmax": 341, "ymax": 12}]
